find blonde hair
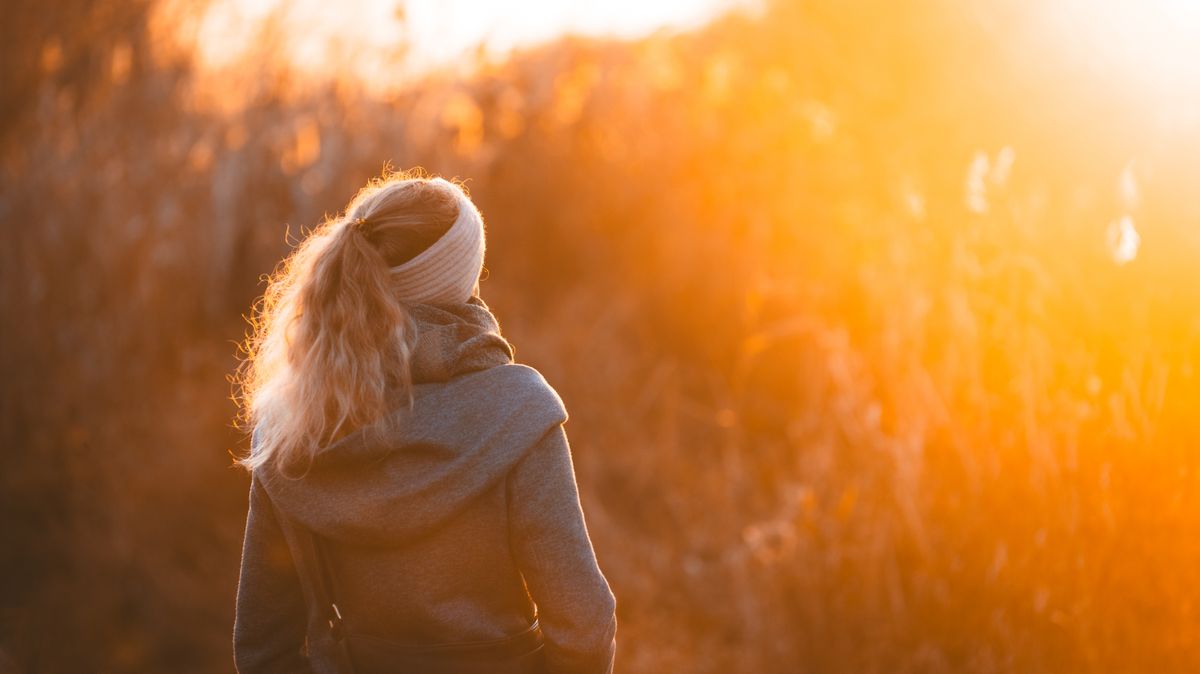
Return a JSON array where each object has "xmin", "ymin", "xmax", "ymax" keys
[{"xmin": 233, "ymin": 170, "xmax": 468, "ymax": 473}]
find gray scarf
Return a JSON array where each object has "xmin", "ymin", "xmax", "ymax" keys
[
  {"xmin": 406, "ymin": 295, "xmax": 515, "ymax": 385},
  {"xmin": 258, "ymin": 295, "xmax": 569, "ymax": 546}
]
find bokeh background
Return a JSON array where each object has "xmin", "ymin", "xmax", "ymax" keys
[{"xmin": 4, "ymin": 0, "xmax": 1200, "ymax": 671}]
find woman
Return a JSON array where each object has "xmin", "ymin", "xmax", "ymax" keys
[{"xmin": 231, "ymin": 173, "xmax": 617, "ymax": 673}]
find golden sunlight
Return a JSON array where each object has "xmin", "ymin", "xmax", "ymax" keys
[
  {"xmin": 1047, "ymin": 0, "xmax": 1200, "ymax": 104},
  {"xmin": 193, "ymin": 0, "xmax": 749, "ymax": 87},
  {"xmin": 9, "ymin": 0, "xmax": 1200, "ymax": 671}
]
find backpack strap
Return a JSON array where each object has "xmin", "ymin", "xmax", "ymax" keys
[
  {"xmin": 307, "ymin": 529, "xmax": 357, "ymax": 673},
  {"xmin": 263, "ymin": 485, "xmax": 358, "ymax": 674}
]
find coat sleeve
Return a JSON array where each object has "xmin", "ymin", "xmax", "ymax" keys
[
  {"xmin": 507, "ymin": 423, "xmax": 618, "ymax": 674},
  {"xmin": 233, "ymin": 473, "xmax": 314, "ymax": 673}
]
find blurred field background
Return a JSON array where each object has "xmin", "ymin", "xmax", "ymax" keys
[{"xmin": 4, "ymin": 0, "xmax": 1200, "ymax": 671}]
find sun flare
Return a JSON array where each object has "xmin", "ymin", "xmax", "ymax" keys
[{"xmin": 1049, "ymin": 0, "xmax": 1200, "ymax": 97}]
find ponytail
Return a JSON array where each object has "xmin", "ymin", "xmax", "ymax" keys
[
  {"xmin": 234, "ymin": 215, "xmax": 415, "ymax": 474},
  {"xmin": 234, "ymin": 172, "xmax": 466, "ymax": 474}
]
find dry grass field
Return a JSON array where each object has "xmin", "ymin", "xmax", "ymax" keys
[{"xmin": 3, "ymin": 0, "xmax": 1200, "ymax": 671}]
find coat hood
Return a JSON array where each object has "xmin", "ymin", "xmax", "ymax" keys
[{"xmin": 253, "ymin": 297, "xmax": 568, "ymax": 547}]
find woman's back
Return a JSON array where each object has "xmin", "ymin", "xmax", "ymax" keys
[
  {"xmin": 231, "ymin": 175, "xmax": 616, "ymax": 673},
  {"xmin": 236, "ymin": 300, "xmax": 617, "ymax": 673}
]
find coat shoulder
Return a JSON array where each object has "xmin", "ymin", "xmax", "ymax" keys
[{"xmin": 481, "ymin": 363, "xmax": 569, "ymax": 424}]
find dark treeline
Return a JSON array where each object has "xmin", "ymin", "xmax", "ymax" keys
[{"xmin": 3, "ymin": 0, "xmax": 1200, "ymax": 671}]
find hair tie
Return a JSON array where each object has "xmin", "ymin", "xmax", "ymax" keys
[{"xmin": 350, "ymin": 217, "xmax": 370, "ymax": 234}]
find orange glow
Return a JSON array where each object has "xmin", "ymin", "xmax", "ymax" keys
[
  {"xmin": 187, "ymin": 0, "xmax": 747, "ymax": 90},
  {"xmin": 7, "ymin": 0, "xmax": 1200, "ymax": 672}
]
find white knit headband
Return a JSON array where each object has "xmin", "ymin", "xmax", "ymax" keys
[{"xmin": 388, "ymin": 178, "xmax": 486, "ymax": 305}]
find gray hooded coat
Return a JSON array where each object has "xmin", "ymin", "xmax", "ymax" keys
[{"xmin": 233, "ymin": 298, "xmax": 617, "ymax": 673}]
